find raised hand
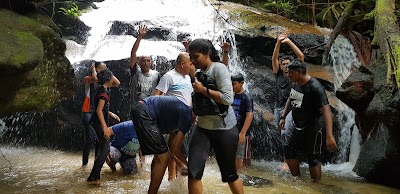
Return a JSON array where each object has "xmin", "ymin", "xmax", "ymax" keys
[
  {"xmin": 219, "ymin": 42, "xmax": 231, "ymax": 52},
  {"xmin": 138, "ymin": 24, "xmax": 148, "ymax": 37},
  {"xmin": 277, "ymin": 31, "xmax": 288, "ymax": 43}
]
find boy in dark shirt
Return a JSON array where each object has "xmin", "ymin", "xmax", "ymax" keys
[
  {"xmin": 87, "ymin": 69, "xmax": 120, "ymax": 184},
  {"xmin": 231, "ymin": 73, "xmax": 254, "ymax": 170}
]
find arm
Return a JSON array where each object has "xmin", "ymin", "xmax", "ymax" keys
[
  {"xmin": 272, "ymin": 32, "xmax": 287, "ymax": 74},
  {"xmin": 129, "ymin": 24, "xmax": 148, "ymax": 69},
  {"xmin": 153, "ymin": 74, "xmax": 171, "ymax": 95},
  {"xmin": 108, "ymin": 111, "xmax": 120, "ymax": 122},
  {"xmin": 96, "ymin": 99, "xmax": 111, "ymax": 140},
  {"xmin": 282, "ymin": 37, "xmax": 305, "ymax": 62},
  {"xmin": 153, "ymin": 89, "xmax": 164, "ymax": 95},
  {"xmin": 84, "ymin": 64, "xmax": 98, "ymax": 84},
  {"xmin": 220, "ymin": 42, "xmax": 230, "ymax": 66},
  {"xmin": 111, "ymin": 75, "xmax": 120, "ymax": 87},
  {"xmin": 182, "ymin": 39, "xmax": 191, "ymax": 52},
  {"xmin": 239, "ymin": 112, "xmax": 254, "ymax": 143},
  {"xmin": 279, "ymin": 97, "xmax": 292, "ymax": 129},
  {"xmin": 169, "ymin": 131, "xmax": 188, "ymax": 174},
  {"xmin": 321, "ymin": 105, "xmax": 337, "ymax": 152},
  {"xmin": 197, "ymin": 63, "xmax": 234, "ymax": 105}
]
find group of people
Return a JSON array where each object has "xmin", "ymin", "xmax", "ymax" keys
[{"xmin": 80, "ymin": 23, "xmax": 337, "ymax": 194}]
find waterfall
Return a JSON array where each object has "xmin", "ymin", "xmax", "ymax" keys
[
  {"xmin": 328, "ymin": 35, "xmax": 361, "ymax": 164},
  {"xmin": 66, "ymin": 0, "xmax": 232, "ymax": 64}
]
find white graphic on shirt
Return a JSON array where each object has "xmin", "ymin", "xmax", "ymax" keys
[{"xmin": 289, "ymin": 88, "xmax": 304, "ymax": 108}]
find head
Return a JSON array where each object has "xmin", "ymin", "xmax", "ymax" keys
[
  {"xmin": 188, "ymin": 38, "xmax": 220, "ymax": 70},
  {"xmin": 138, "ymin": 55, "xmax": 152, "ymax": 73},
  {"xmin": 176, "ymin": 52, "xmax": 194, "ymax": 76},
  {"xmin": 94, "ymin": 62, "xmax": 107, "ymax": 73},
  {"xmin": 231, "ymin": 73, "xmax": 245, "ymax": 94},
  {"xmin": 279, "ymin": 55, "xmax": 294, "ymax": 75},
  {"xmin": 97, "ymin": 68, "xmax": 113, "ymax": 86},
  {"xmin": 287, "ymin": 59, "xmax": 307, "ymax": 82}
]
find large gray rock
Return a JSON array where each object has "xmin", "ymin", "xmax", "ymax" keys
[
  {"xmin": 0, "ymin": 10, "xmax": 74, "ymax": 116},
  {"xmin": 353, "ymin": 123, "xmax": 400, "ymax": 188}
]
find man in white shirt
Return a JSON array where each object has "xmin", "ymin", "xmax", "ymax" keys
[{"xmin": 154, "ymin": 52, "xmax": 194, "ymax": 180}]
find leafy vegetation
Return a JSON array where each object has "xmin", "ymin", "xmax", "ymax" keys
[
  {"xmin": 58, "ymin": 3, "xmax": 80, "ymax": 18},
  {"xmin": 262, "ymin": 0, "xmax": 294, "ymax": 17}
]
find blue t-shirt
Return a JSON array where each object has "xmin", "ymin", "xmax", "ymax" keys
[
  {"xmin": 143, "ymin": 96, "xmax": 192, "ymax": 134},
  {"xmin": 110, "ymin": 120, "xmax": 140, "ymax": 156},
  {"xmin": 232, "ymin": 90, "xmax": 254, "ymax": 135}
]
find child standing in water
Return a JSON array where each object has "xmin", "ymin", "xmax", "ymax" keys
[{"xmin": 87, "ymin": 68, "xmax": 120, "ymax": 184}]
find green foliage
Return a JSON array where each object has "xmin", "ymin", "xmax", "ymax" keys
[
  {"xmin": 58, "ymin": 3, "xmax": 81, "ymax": 18},
  {"xmin": 262, "ymin": 0, "xmax": 294, "ymax": 17},
  {"xmin": 363, "ymin": 10, "xmax": 375, "ymax": 20}
]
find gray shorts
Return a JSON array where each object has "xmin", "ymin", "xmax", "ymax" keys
[{"xmin": 236, "ymin": 135, "xmax": 251, "ymax": 159}]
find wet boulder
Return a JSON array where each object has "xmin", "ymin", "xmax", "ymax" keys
[{"xmin": 0, "ymin": 10, "xmax": 74, "ymax": 116}]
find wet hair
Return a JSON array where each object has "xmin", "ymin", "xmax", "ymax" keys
[
  {"xmin": 97, "ymin": 69, "xmax": 113, "ymax": 85},
  {"xmin": 279, "ymin": 55, "xmax": 294, "ymax": 63},
  {"xmin": 287, "ymin": 59, "xmax": 306, "ymax": 74},
  {"xmin": 94, "ymin": 61, "xmax": 105, "ymax": 69},
  {"xmin": 231, "ymin": 73, "xmax": 244, "ymax": 83},
  {"xmin": 188, "ymin": 38, "xmax": 220, "ymax": 62}
]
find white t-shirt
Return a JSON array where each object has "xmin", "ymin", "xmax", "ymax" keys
[
  {"xmin": 137, "ymin": 67, "xmax": 160, "ymax": 100},
  {"xmin": 155, "ymin": 69, "xmax": 193, "ymax": 107}
]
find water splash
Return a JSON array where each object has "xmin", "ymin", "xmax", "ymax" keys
[{"xmin": 329, "ymin": 35, "xmax": 361, "ymax": 163}]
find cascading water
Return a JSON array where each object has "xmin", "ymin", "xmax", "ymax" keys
[{"xmin": 323, "ymin": 35, "xmax": 362, "ymax": 174}]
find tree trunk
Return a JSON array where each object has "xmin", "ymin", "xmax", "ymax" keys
[
  {"xmin": 322, "ymin": 0, "xmax": 359, "ymax": 66},
  {"xmin": 374, "ymin": 0, "xmax": 400, "ymax": 91}
]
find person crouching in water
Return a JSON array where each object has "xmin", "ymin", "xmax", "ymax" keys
[
  {"xmin": 131, "ymin": 96, "xmax": 192, "ymax": 194},
  {"xmin": 87, "ymin": 69, "xmax": 120, "ymax": 184},
  {"xmin": 106, "ymin": 120, "xmax": 140, "ymax": 174}
]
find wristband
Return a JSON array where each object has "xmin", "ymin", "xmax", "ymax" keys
[
  {"xmin": 280, "ymin": 115, "xmax": 286, "ymax": 120},
  {"xmin": 206, "ymin": 87, "xmax": 210, "ymax": 95},
  {"xmin": 223, "ymin": 51, "xmax": 229, "ymax": 54}
]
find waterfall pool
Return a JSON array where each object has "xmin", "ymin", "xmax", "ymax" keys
[{"xmin": 0, "ymin": 146, "xmax": 398, "ymax": 193}]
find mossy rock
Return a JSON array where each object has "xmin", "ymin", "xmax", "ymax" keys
[
  {"xmin": 216, "ymin": 1, "xmax": 322, "ymax": 37},
  {"xmin": 0, "ymin": 31, "xmax": 44, "ymax": 74},
  {"xmin": 0, "ymin": 9, "xmax": 74, "ymax": 116}
]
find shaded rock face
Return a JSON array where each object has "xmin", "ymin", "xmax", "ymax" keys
[
  {"xmin": 107, "ymin": 20, "xmax": 190, "ymax": 41},
  {"xmin": 336, "ymin": 65, "xmax": 375, "ymax": 113},
  {"xmin": 353, "ymin": 123, "xmax": 400, "ymax": 188},
  {"xmin": 339, "ymin": 63, "xmax": 400, "ymax": 188},
  {"xmin": 0, "ymin": 10, "xmax": 74, "ymax": 116}
]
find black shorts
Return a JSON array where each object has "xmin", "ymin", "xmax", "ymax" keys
[
  {"xmin": 130, "ymin": 102, "xmax": 168, "ymax": 155},
  {"xmin": 188, "ymin": 125, "xmax": 239, "ymax": 183},
  {"xmin": 284, "ymin": 116, "xmax": 326, "ymax": 166}
]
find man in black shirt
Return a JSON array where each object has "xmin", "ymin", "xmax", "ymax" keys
[{"xmin": 279, "ymin": 59, "xmax": 337, "ymax": 182}]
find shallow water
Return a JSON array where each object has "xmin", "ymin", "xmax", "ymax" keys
[{"xmin": 0, "ymin": 146, "xmax": 398, "ymax": 194}]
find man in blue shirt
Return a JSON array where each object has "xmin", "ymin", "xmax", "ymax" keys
[{"xmin": 131, "ymin": 96, "xmax": 192, "ymax": 194}]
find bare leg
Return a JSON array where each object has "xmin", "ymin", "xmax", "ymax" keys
[
  {"xmin": 188, "ymin": 178, "xmax": 202, "ymax": 194},
  {"xmin": 235, "ymin": 159, "xmax": 243, "ymax": 171},
  {"xmin": 148, "ymin": 152, "xmax": 170, "ymax": 194},
  {"xmin": 168, "ymin": 159, "xmax": 177, "ymax": 180},
  {"xmin": 139, "ymin": 149, "xmax": 145, "ymax": 167},
  {"xmin": 309, "ymin": 163, "xmax": 321, "ymax": 183},
  {"xmin": 286, "ymin": 159, "xmax": 301, "ymax": 176},
  {"xmin": 228, "ymin": 178, "xmax": 244, "ymax": 194}
]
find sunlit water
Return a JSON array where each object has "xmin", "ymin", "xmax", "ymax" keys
[{"xmin": 0, "ymin": 146, "xmax": 398, "ymax": 194}]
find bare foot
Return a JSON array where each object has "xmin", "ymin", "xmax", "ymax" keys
[
  {"xmin": 86, "ymin": 180, "xmax": 101, "ymax": 185},
  {"xmin": 280, "ymin": 162, "xmax": 289, "ymax": 172}
]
